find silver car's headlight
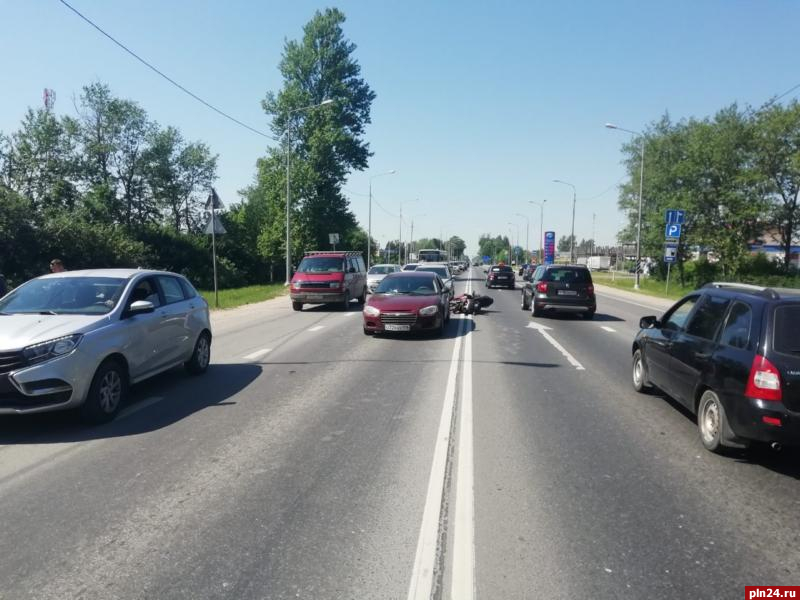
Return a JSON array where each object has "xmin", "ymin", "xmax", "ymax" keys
[
  {"xmin": 419, "ymin": 305, "xmax": 439, "ymax": 316},
  {"xmin": 363, "ymin": 305, "xmax": 380, "ymax": 317},
  {"xmin": 22, "ymin": 334, "xmax": 83, "ymax": 366}
]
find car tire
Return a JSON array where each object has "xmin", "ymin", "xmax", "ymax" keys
[
  {"xmin": 521, "ymin": 292, "xmax": 529, "ymax": 310},
  {"xmin": 292, "ymin": 301, "xmax": 303, "ymax": 311},
  {"xmin": 583, "ymin": 311, "xmax": 595, "ymax": 320},
  {"xmin": 185, "ymin": 331, "xmax": 212, "ymax": 375},
  {"xmin": 80, "ymin": 359, "xmax": 128, "ymax": 424},
  {"xmin": 357, "ymin": 287, "xmax": 366, "ymax": 305},
  {"xmin": 532, "ymin": 304, "xmax": 543, "ymax": 317},
  {"xmin": 697, "ymin": 390, "xmax": 730, "ymax": 454},
  {"xmin": 631, "ymin": 348, "xmax": 652, "ymax": 393},
  {"xmin": 341, "ymin": 291, "xmax": 350, "ymax": 310},
  {"xmin": 363, "ymin": 327, "xmax": 374, "ymax": 336},
  {"xmin": 435, "ymin": 311, "xmax": 446, "ymax": 337}
]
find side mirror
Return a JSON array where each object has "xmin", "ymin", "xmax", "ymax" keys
[
  {"xmin": 127, "ymin": 300, "xmax": 154, "ymax": 317},
  {"xmin": 639, "ymin": 315, "xmax": 659, "ymax": 329}
]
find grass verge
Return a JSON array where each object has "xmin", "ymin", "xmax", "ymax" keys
[
  {"xmin": 591, "ymin": 271, "xmax": 693, "ymax": 301},
  {"xmin": 199, "ymin": 284, "xmax": 287, "ymax": 310}
]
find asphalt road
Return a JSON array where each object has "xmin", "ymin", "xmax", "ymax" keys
[{"xmin": 1, "ymin": 267, "xmax": 798, "ymax": 600}]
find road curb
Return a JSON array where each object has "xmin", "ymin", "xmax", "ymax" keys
[{"xmin": 593, "ymin": 284, "xmax": 674, "ymax": 312}]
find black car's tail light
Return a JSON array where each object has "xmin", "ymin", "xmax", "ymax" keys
[{"xmin": 745, "ymin": 355, "xmax": 782, "ymax": 402}]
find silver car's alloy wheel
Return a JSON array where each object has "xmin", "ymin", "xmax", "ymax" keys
[
  {"xmin": 196, "ymin": 335, "xmax": 211, "ymax": 370},
  {"xmin": 98, "ymin": 370, "xmax": 122, "ymax": 414},
  {"xmin": 633, "ymin": 355, "xmax": 643, "ymax": 387}
]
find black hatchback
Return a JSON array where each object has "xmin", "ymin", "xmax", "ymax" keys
[
  {"xmin": 632, "ymin": 283, "xmax": 800, "ymax": 453},
  {"xmin": 529, "ymin": 265, "xmax": 596, "ymax": 319}
]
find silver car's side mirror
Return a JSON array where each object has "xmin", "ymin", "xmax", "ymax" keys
[{"xmin": 127, "ymin": 300, "xmax": 155, "ymax": 316}]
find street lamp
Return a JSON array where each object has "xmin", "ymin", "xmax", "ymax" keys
[
  {"xmin": 606, "ymin": 122, "xmax": 645, "ymax": 289},
  {"xmin": 507, "ymin": 221, "xmax": 520, "ymax": 264},
  {"xmin": 529, "ymin": 200, "xmax": 546, "ymax": 263},
  {"xmin": 284, "ymin": 98, "xmax": 336, "ymax": 285},
  {"xmin": 368, "ymin": 170, "xmax": 396, "ymax": 269},
  {"xmin": 408, "ymin": 212, "xmax": 426, "ymax": 262},
  {"xmin": 514, "ymin": 212, "xmax": 529, "ymax": 263},
  {"xmin": 398, "ymin": 198, "xmax": 418, "ymax": 266},
  {"xmin": 553, "ymin": 180, "xmax": 577, "ymax": 263}
]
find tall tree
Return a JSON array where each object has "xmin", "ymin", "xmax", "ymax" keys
[{"xmin": 257, "ymin": 8, "xmax": 376, "ymax": 263}]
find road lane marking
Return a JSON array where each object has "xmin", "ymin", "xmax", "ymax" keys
[
  {"xmin": 307, "ymin": 325, "xmax": 325, "ymax": 332},
  {"xmin": 407, "ymin": 316, "xmax": 466, "ymax": 600},
  {"xmin": 243, "ymin": 348, "xmax": 272, "ymax": 361},
  {"xmin": 600, "ymin": 326, "xmax": 616, "ymax": 333},
  {"xmin": 527, "ymin": 321, "xmax": 585, "ymax": 370},
  {"xmin": 342, "ymin": 311, "xmax": 358, "ymax": 317},
  {"xmin": 118, "ymin": 396, "xmax": 164, "ymax": 420},
  {"xmin": 594, "ymin": 292, "xmax": 666, "ymax": 312},
  {"xmin": 451, "ymin": 311, "xmax": 475, "ymax": 599}
]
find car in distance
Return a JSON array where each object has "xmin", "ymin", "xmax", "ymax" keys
[
  {"xmin": 520, "ymin": 265, "xmax": 546, "ymax": 310},
  {"xmin": 0, "ymin": 269, "xmax": 211, "ymax": 423},
  {"xmin": 402, "ymin": 263, "xmax": 420, "ymax": 271},
  {"xmin": 362, "ymin": 271, "xmax": 450, "ymax": 336},
  {"xmin": 632, "ymin": 282, "xmax": 800, "ymax": 453},
  {"xmin": 485, "ymin": 265, "xmax": 515, "ymax": 289},
  {"xmin": 367, "ymin": 264, "xmax": 401, "ymax": 293},
  {"xmin": 290, "ymin": 251, "xmax": 367, "ymax": 311},
  {"xmin": 529, "ymin": 265, "xmax": 595, "ymax": 319},
  {"xmin": 415, "ymin": 263, "xmax": 454, "ymax": 298}
]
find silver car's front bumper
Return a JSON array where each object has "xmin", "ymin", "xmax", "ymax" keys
[{"xmin": 0, "ymin": 349, "xmax": 95, "ymax": 415}]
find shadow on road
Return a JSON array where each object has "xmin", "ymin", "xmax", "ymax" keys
[{"xmin": 0, "ymin": 363, "xmax": 261, "ymax": 445}]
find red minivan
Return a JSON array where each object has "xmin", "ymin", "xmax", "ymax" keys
[{"xmin": 290, "ymin": 251, "xmax": 367, "ymax": 311}]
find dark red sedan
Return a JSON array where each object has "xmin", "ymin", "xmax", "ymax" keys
[{"xmin": 362, "ymin": 271, "xmax": 451, "ymax": 336}]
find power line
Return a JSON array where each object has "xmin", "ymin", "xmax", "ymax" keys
[{"xmin": 58, "ymin": 0, "xmax": 272, "ymax": 139}]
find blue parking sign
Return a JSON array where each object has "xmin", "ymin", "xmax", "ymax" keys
[{"xmin": 665, "ymin": 223, "xmax": 682, "ymax": 239}]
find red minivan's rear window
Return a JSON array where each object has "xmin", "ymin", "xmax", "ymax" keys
[{"xmin": 773, "ymin": 305, "xmax": 800, "ymax": 354}]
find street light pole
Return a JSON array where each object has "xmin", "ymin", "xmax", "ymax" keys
[
  {"xmin": 606, "ymin": 123, "xmax": 645, "ymax": 289},
  {"xmin": 367, "ymin": 170, "xmax": 396, "ymax": 270},
  {"xmin": 553, "ymin": 180, "xmax": 577, "ymax": 263},
  {"xmin": 529, "ymin": 200, "xmax": 546, "ymax": 263},
  {"xmin": 514, "ymin": 213, "xmax": 529, "ymax": 263},
  {"xmin": 398, "ymin": 198, "xmax": 418, "ymax": 266},
  {"xmin": 284, "ymin": 99, "xmax": 335, "ymax": 285}
]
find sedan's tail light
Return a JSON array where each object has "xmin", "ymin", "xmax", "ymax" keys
[
  {"xmin": 587, "ymin": 284, "xmax": 595, "ymax": 296},
  {"xmin": 536, "ymin": 282, "xmax": 548, "ymax": 293},
  {"xmin": 745, "ymin": 355, "xmax": 782, "ymax": 402}
]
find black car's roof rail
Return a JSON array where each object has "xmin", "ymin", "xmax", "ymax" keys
[
  {"xmin": 304, "ymin": 251, "xmax": 362, "ymax": 257},
  {"xmin": 703, "ymin": 281, "xmax": 780, "ymax": 299}
]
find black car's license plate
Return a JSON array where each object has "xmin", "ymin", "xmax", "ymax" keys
[{"xmin": 558, "ymin": 290, "xmax": 578, "ymax": 296}]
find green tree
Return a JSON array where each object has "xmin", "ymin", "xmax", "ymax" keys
[
  {"xmin": 257, "ymin": 7, "xmax": 376, "ymax": 268},
  {"xmin": 557, "ymin": 235, "xmax": 575, "ymax": 253},
  {"xmin": 447, "ymin": 236, "xmax": 466, "ymax": 258}
]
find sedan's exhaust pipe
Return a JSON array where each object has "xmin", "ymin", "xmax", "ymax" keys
[{"xmin": 770, "ymin": 442, "xmax": 782, "ymax": 452}]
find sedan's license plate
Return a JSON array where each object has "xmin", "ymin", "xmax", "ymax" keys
[
  {"xmin": 497, "ymin": 276, "xmax": 508, "ymax": 279},
  {"xmin": 558, "ymin": 290, "xmax": 578, "ymax": 296},
  {"xmin": 306, "ymin": 295, "xmax": 324, "ymax": 302},
  {"xmin": 384, "ymin": 324, "xmax": 411, "ymax": 331}
]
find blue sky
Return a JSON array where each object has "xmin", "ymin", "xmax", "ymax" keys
[{"xmin": 2, "ymin": 0, "xmax": 798, "ymax": 255}]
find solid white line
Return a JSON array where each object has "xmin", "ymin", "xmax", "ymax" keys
[
  {"xmin": 451, "ymin": 312, "xmax": 475, "ymax": 599},
  {"xmin": 600, "ymin": 326, "xmax": 616, "ymax": 333},
  {"xmin": 594, "ymin": 291, "xmax": 666, "ymax": 312},
  {"xmin": 117, "ymin": 396, "xmax": 164, "ymax": 420},
  {"xmin": 537, "ymin": 329, "xmax": 586, "ymax": 371},
  {"xmin": 307, "ymin": 325, "xmax": 325, "ymax": 332},
  {"xmin": 407, "ymin": 318, "xmax": 465, "ymax": 600},
  {"xmin": 243, "ymin": 348, "xmax": 272, "ymax": 360}
]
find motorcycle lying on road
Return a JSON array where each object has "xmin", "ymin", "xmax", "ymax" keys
[{"xmin": 449, "ymin": 292, "xmax": 494, "ymax": 315}]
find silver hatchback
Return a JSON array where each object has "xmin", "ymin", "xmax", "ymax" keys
[{"xmin": 0, "ymin": 269, "xmax": 212, "ymax": 423}]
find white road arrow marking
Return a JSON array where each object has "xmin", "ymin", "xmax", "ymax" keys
[
  {"xmin": 243, "ymin": 348, "xmax": 272, "ymax": 361},
  {"xmin": 527, "ymin": 320, "xmax": 585, "ymax": 370},
  {"xmin": 600, "ymin": 326, "xmax": 616, "ymax": 333}
]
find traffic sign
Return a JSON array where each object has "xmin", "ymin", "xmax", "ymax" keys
[
  {"xmin": 664, "ymin": 243, "xmax": 677, "ymax": 263},
  {"xmin": 204, "ymin": 214, "xmax": 226, "ymax": 235},
  {"xmin": 665, "ymin": 223, "xmax": 682, "ymax": 239},
  {"xmin": 205, "ymin": 187, "xmax": 224, "ymax": 211},
  {"xmin": 665, "ymin": 209, "xmax": 685, "ymax": 224},
  {"xmin": 328, "ymin": 233, "xmax": 340, "ymax": 245}
]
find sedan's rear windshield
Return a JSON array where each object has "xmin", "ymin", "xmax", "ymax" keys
[
  {"xmin": 0, "ymin": 277, "xmax": 127, "ymax": 315},
  {"xmin": 491, "ymin": 266, "xmax": 513, "ymax": 272},
  {"xmin": 773, "ymin": 305, "xmax": 800, "ymax": 354},
  {"xmin": 368, "ymin": 266, "xmax": 394, "ymax": 275},
  {"xmin": 541, "ymin": 268, "xmax": 592, "ymax": 283},
  {"xmin": 416, "ymin": 267, "xmax": 448, "ymax": 279},
  {"xmin": 297, "ymin": 257, "xmax": 343, "ymax": 273},
  {"xmin": 375, "ymin": 276, "xmax": 438, "ymax": 295}
]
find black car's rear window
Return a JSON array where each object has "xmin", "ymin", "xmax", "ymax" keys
[
  {"xmin": 773, "ymin": 305, "xmax": 800, "ymax": 354},
  {"xmin": 491, "ymin": 266, "xmax": 513, "ymax": 272},
  {"xmin": 541, "ymin": 268, "xmax": 592, "ymax": 283}
]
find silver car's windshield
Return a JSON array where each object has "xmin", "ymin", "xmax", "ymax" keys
[
  {"xmin": 417, "ymin": 267, "xmax": 449, "ymax": 279},
  {"xmin": 0, "ymin": 277, "xmax": 127, "ymax": 315}
]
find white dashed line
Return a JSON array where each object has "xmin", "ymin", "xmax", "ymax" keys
[
  {"xmin": 118, "ymin": 396, "xmax": 164, "ymax": 420},
  {"xmin": 243, "ymin": 348, "xmax": 272, "ymax": 361},
  {"xmin": 600, "ymin": 326, "xmax": 616, "ymax": 333},
  {"xmin": 308, "ymin": 325, "xmax": 325, "ymax": 332}
]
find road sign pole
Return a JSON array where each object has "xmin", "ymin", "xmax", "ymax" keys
[
  {"xmin": 211, "ymin": 209, "xmax": 218, "ymax": 308},
  {"xmin": 666, "ymin": 262, "xmax": 671, "ymax": 295}
]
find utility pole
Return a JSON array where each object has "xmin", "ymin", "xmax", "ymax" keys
[{"xmin": 592, "ymin": 212, "xmax": 596, "ymax": 256}]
